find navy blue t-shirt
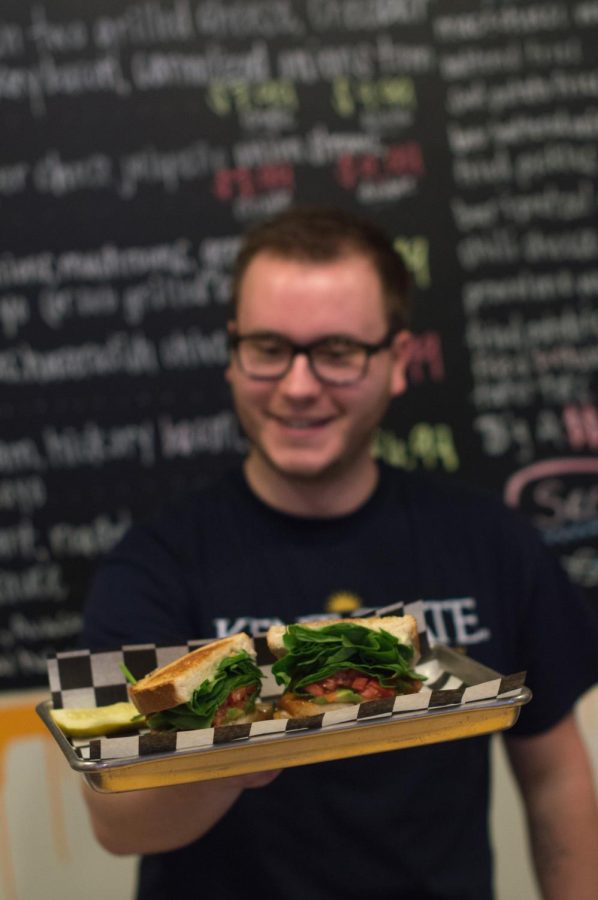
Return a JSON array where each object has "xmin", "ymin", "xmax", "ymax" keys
[{"xmin": 83, "ymin": 464, "xmax": 598, "ymax": 900}]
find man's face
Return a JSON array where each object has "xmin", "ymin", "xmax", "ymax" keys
[{"xmin": 226, "ymin": 251, "xmax": 410, "ymax": 491}]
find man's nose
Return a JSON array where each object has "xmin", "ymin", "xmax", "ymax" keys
[{"xmin": 278, "ymin": 352, "xmax": 321, "ymax": 395}]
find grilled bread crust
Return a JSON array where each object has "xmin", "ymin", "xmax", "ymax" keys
[
  {"xmin": 266, "ymin": 615, "xmax": 420, "ymax": 662},
  {"xmin": 275, "ymin": 692, "xmax": 357, "ymax": 717},
  {"xmin": 128, "ymin": 632, "xmax": 256, "ymax": 716}
]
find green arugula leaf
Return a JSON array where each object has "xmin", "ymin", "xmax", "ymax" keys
[{"xmin": 119, "ymin": 662, "xmax": 138, "ymax": 686}]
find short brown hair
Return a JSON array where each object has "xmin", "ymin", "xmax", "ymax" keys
[{"xmin": 230, "ymin": 206, "xmax": 411, "ymax": 331}]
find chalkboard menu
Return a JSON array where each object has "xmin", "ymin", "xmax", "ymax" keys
[{"xmin": 1, "ymin": 0, "xmax": 597, "ymax": 688}]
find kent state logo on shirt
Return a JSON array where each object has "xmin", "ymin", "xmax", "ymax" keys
[{"xmin": 212, "ymin": 592, "xmax": 491, "ymax": 648}]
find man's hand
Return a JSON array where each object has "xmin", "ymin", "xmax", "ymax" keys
[
  {"xmin": 505, "ymin": 711, "xmax": 598, "ymax": 900},
  {"xmin": 83, "ymin": 769, "xmax": 282, "ymax": 856}
]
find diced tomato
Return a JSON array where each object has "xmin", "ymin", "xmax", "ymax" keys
[
  {"xmin": 360, "ymin": 683, "xmax": 379, "ymax": 699},
  {"xmin": 229, "ymin": 686, "xmax": 254, "ymax": 705},
  {"xmin": 352, "ymin": 675, "xmax": 368, "ymax": 692},
  {"xmin": 305, "ymin": 682, "xmax": 325, "ymax": 696},
  {"xmin": 303, "ymin": 669, "xmax": 397, "ymax": 702},
  {"xmin": 212, "ymin": 685, "xmax": 257, "ymax": 725},
  {"xmin": 360, "ymin": 680, "xmax": 395, "ymax": 699}
]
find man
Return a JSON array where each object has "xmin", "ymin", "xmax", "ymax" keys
[{"xmin": 82, "ymin": 207, "xmax": 598, "ymax": 899}]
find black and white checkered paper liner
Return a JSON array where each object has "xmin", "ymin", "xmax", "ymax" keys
[{"xmin": 45, "ymin": 600, "xmax": 526, "ymax": 762}]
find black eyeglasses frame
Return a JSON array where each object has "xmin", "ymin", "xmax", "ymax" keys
[{"xmin": 228, "ymin": 330, "xmax": 396, "ymax": 386}]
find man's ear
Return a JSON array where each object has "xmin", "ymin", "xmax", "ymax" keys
[{"xmin": 389, "ymin": 330, "xmax": 411, "ymax": 397}]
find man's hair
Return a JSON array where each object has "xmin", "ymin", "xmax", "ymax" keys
[{"xmin": 230, "ymin": 206, "xmax": 411, "ymax": 331}]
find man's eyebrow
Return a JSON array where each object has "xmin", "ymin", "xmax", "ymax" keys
[
  {"xmin": 241, "ymin": 331, "xmax": 362, "ymax": 343},
  {"xmin": 242, "ymin": 330, "xmax": 284, "ymax": 338}
]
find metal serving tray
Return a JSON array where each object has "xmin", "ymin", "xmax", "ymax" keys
[{"xmin": 37, "ymin": 642, "xmax": 530, "ymax": 794}]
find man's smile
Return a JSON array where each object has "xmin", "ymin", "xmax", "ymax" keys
[{"xmin": 268, "ymin": 413, "xmax": 336, "ymax": 430}]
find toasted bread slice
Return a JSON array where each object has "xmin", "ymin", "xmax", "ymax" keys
[
  {"xmin": 128, "ymin": 632, "xmax": 256, "ymax": 716},
  {"xmin": 267, "ymin": 615, "xmax": 420, "ymax": 663}
]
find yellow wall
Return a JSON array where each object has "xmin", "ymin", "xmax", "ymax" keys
[{"xmin": 0, "ymin": 691, "xmax": 134, "ymax": 900}]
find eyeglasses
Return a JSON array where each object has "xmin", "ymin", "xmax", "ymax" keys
[{"xmin": 229, "ymin": 331, "xmax": 395, "ymax": 386}]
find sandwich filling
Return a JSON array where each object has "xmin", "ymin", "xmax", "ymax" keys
[
  {"xmin": 272, "ymin": 621, "xmax": 425, "ymax": 705},
  {"xmin": 124, "ymin": 651, "xmax": 264, "ymax": 730}
]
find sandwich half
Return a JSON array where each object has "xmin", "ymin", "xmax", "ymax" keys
[
  {"xmin": 127, "ymin": 632, "xmax": 269, "ymax": 730},
  {"xmin": 267, "ymin": 616, "xmax": 425, "ymax": 717}
]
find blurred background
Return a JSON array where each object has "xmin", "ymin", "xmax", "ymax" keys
[{"xmin": 1, "ymin": 1, "xmax": 597, "ymax": 896}]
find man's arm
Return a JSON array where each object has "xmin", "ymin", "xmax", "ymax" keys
[
  {"xmin": 82, "ymin": 769, "xmax": 281, "ymax": 856},
  {"xmin": 504, "ymin": 711, "xmax": 598, "ymax": 900}
]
